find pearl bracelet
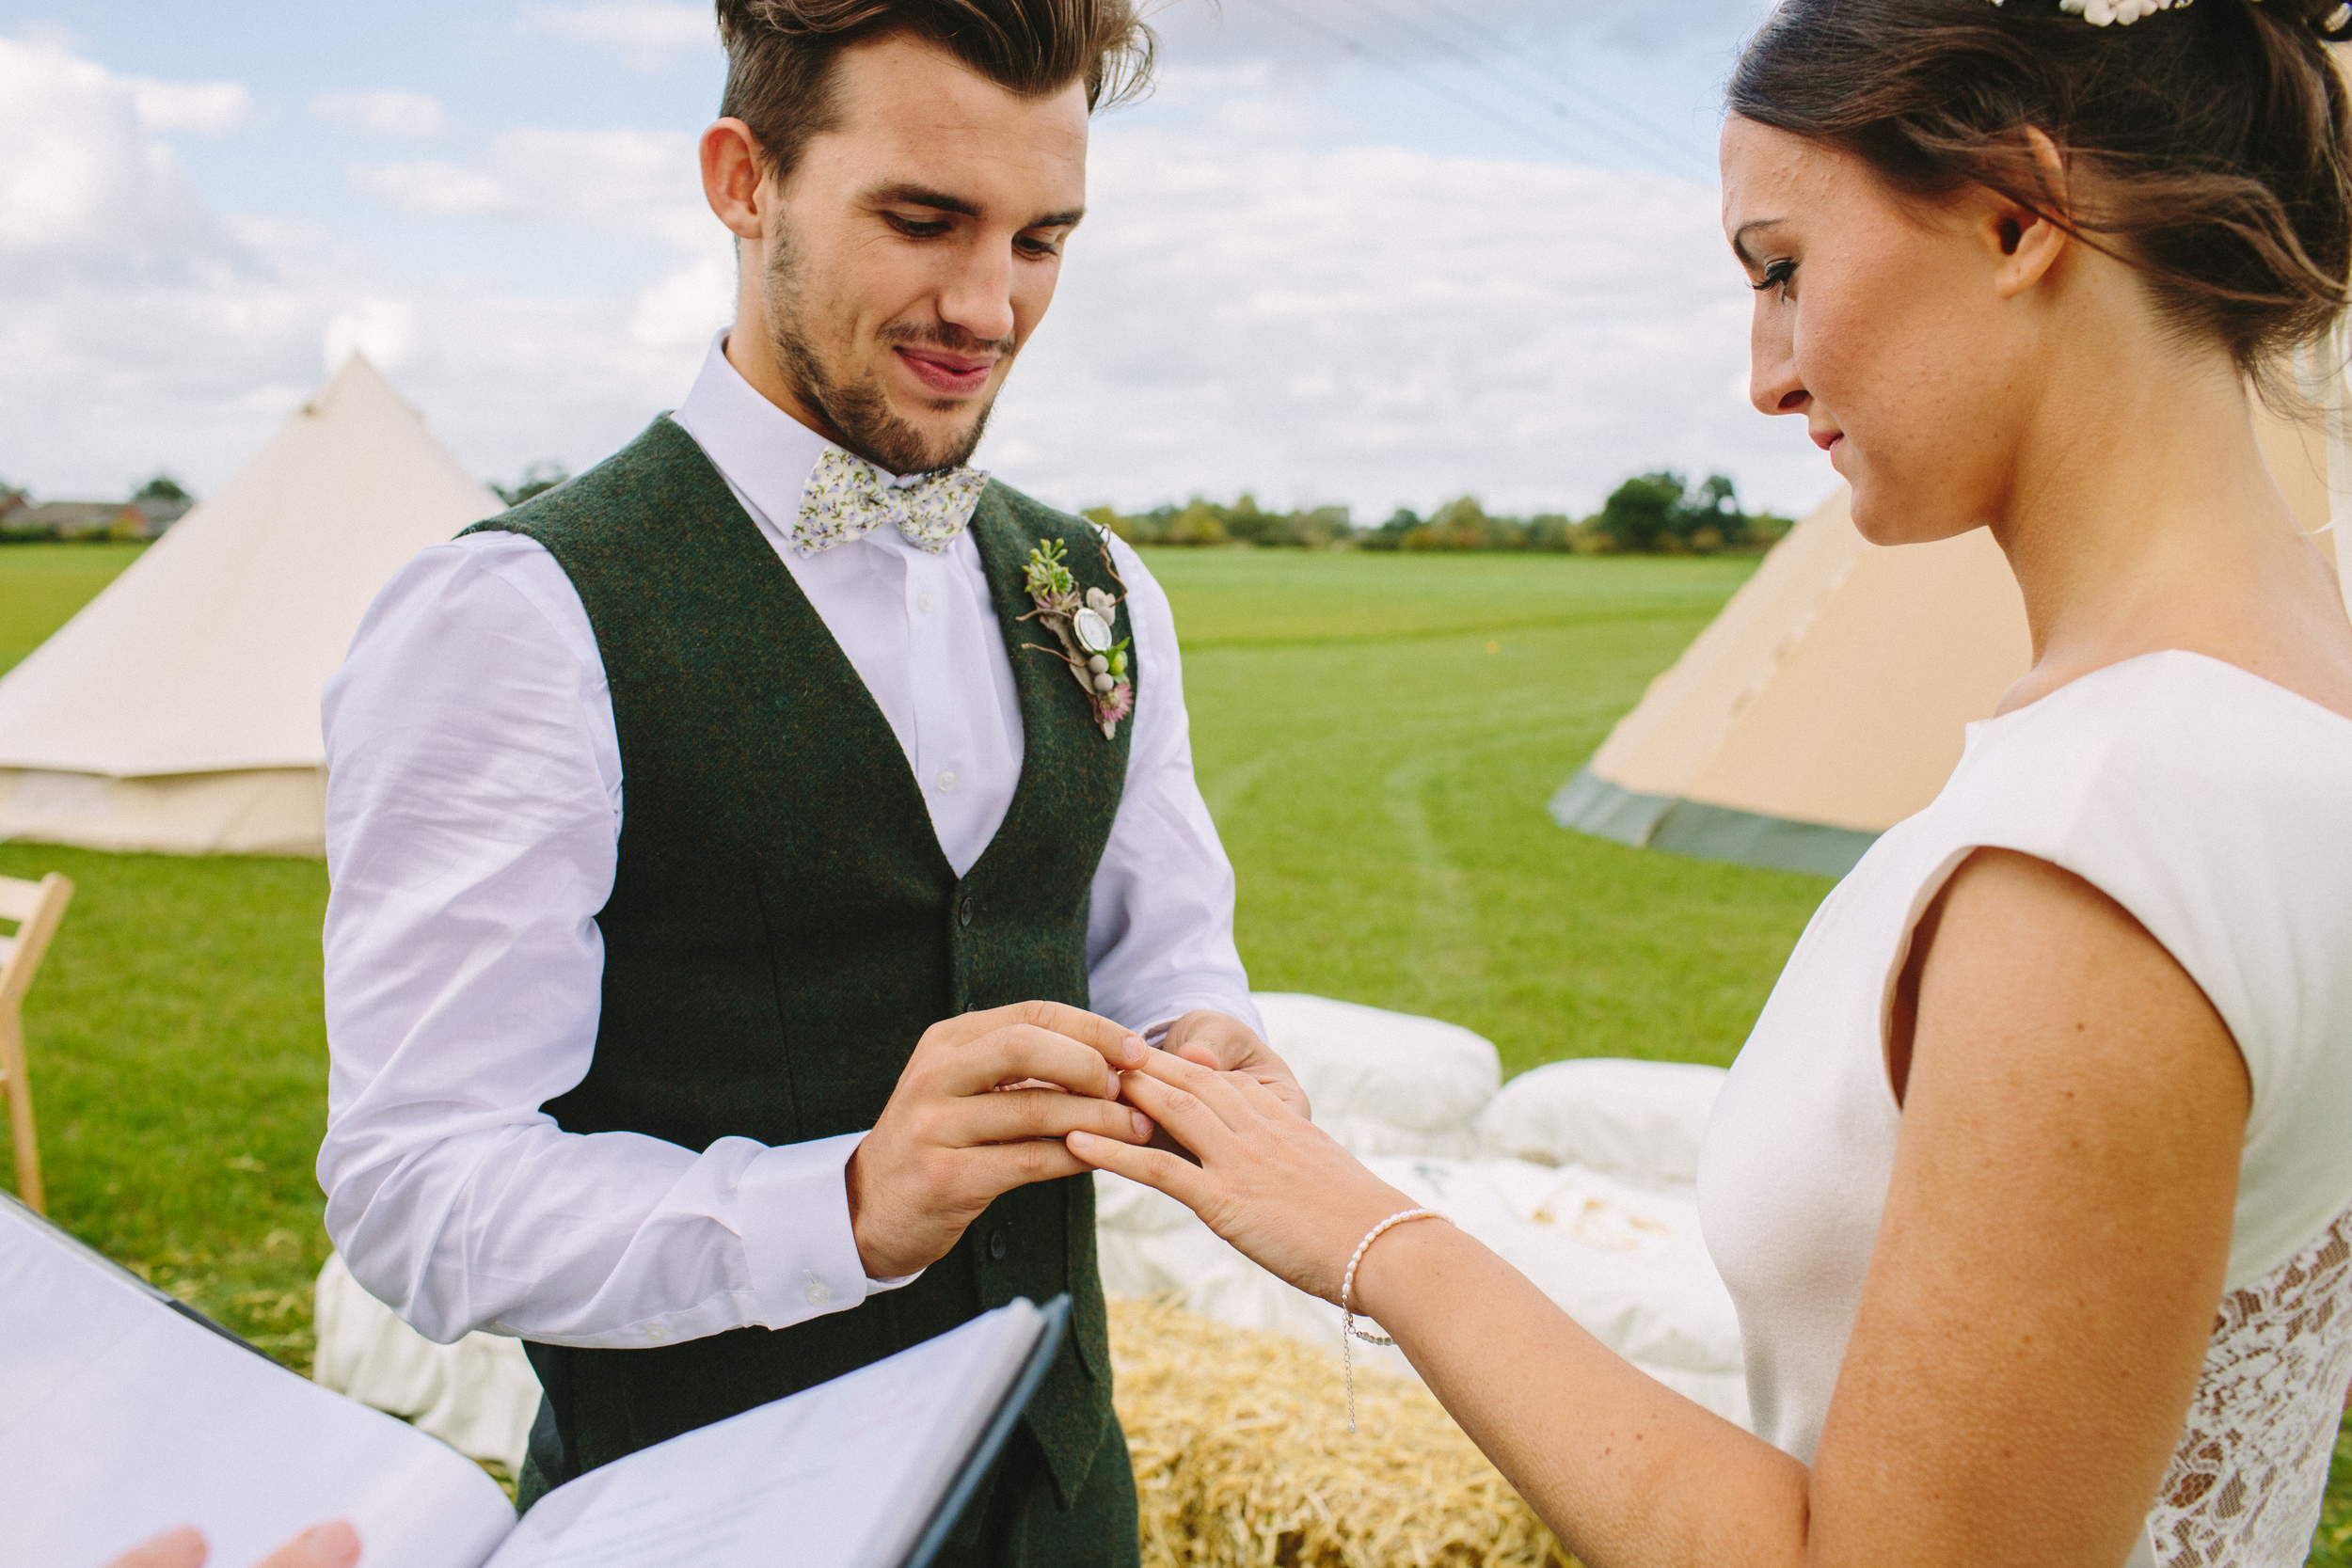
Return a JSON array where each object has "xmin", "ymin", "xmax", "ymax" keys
[{"xmin": 1339, "ymin": 1206, "xmax": 1447, "ymax": 1433}]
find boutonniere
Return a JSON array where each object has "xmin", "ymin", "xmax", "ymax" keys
[{"xmin": 1019, "ymin": 532, "xmax": 1133, "ymax": 739}]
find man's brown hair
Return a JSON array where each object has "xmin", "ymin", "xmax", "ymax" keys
[{"xmin": 715, "ymin": 0, "xmax": 1154, "ymax": 180}]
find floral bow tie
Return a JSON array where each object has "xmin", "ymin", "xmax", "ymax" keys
[{"xmin": 787, "ymin": 448, "xmax": 989, "ymax": 558}]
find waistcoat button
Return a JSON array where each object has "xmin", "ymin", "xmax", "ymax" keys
[
  {"xmin": 959, "ymin": 896, "xmax": 974, "ymax": 927},
  {"xmin": 989, "ymin": 1227, "xmax": 1008, "ymax": 1260}
]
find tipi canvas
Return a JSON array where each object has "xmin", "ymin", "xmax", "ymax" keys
[
  {"xmin": 0, "ymin": 356, "xmax": 498, "ymax": 855},
  {"xmin": 1552, "ymin": 407, "xmax": 2344, "ymax": 877}
]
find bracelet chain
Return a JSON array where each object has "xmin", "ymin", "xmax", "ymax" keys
[{"xmin": 1339, "ymin": 1206, "xmax": 1446, "ymax": 1433}]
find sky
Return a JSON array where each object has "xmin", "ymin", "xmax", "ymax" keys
[{"xmin": 0, "ymin": 0, "xmax": 1839, "ymax": 522}]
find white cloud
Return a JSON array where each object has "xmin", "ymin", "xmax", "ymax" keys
[
  {"xmin": 0, "ymin": 37, "xmax": 237, "ymax": 266},
  {"xmin": 323, "ymin": 298, "xmax": 418, "ymax": 372},
  {"xmin": 357, "ymin": 127, "xmax": 712, "ymax": 248},
  {"xmin": 313, "ymin": 87, "xmax": 447, "ymax": 140},
  {"xmin": 127, "ymin": 76, "xmax": 253, "ymax": 135},
  {"xmin": 517, "ymin": 3, "xmax": 716, "ymax": 66},
  {"xmin": 353, "ymin": 159, "xmax": 507, "ymax": 217},
  {"xmin": 982, "ymin": 123, "xmax": 1836, "ymax": 518},
  {"xmin": 0, "ymin": 27, "xmax": 1829, "ymax": 522},
  {"xmin": 0, "ymin": 35, "xmax": 695, "ymax": 494}
]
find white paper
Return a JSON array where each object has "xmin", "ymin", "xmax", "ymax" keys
[
  {"xmin": 0, "ymin": 1205, "xmax": 516, "ymax": 1568},
  {"xmin": 483, "ymin": 1301, "xmax": 1043, "ymax": 1568}
]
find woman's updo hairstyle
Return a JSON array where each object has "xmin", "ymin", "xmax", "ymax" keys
[{"xmin": 1728, "ymin": 0, "xmax": 2352, "ymax": 394}]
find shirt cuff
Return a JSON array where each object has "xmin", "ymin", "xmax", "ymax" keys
[
  {"xmin": 1138, "ymin": 997, "xmax": 1268, "ymax": 1048},
  {"xmin": 735, "ymin": 1131, "xmax": 921, "ymax": 1324}
]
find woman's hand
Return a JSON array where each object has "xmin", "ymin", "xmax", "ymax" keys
[{"xmin": 1067, "ymin": 1048, "xmax": 1416, "ymax": 1303}]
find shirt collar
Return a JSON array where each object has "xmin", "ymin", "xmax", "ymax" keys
[{"xmin": 669, "ymin": 330, "xmax": 926, "ymax": 533}]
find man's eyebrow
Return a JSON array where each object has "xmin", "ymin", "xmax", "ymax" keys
[
  {"xmin": 869, "ymin": 182, "xmax": 982, "ymax": 218},
  {"xmin": 1730, "ymin": 218, "xmax": 1786, "ymax": 266},
  {"xmin": 866, "ymin": 183, "xmax": 1085, "ymax": 230}
]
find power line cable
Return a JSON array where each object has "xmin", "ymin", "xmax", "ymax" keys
[
  {"xmin": 1412, "ymin": 0, "xmax": 1708, "ymax": 168},
  {"xmin": 1250, "ymin": 0, "xmax": 1598, "ymax": 166},
  {"xmin": 1347, "ymin": 0, "xmax": 1709, "ymax": 177}
]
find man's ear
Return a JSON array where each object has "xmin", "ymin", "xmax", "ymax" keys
[
  {"xmin": 701, "ymin": 118, "xmax": 769, "ymax": 242},
  {"xmin": 1985, "ymin": 124, "xmax": 2072, "ymax": 300}
]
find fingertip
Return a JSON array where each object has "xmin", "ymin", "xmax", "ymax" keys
[
  {"xmin": 306, "ymin": 1522, "xmax": 363, "ymax": 1568},
  {"xmin": 1068, "ymin": 1130, "xmax": 1097, "ymax": 1154},
  {"xmin": 1130, "ymin": 1110, "xmax": 1152, "ymax": 1140}
]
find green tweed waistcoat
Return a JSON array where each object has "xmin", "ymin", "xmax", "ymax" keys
[{"xmin": 462, "ymin": 416, "xmax": 1127, "ymax": 1510}]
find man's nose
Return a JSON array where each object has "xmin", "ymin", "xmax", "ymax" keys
[{"xmin": 938, "ymin": 245, "xmax": 1017, "ymax": 346}]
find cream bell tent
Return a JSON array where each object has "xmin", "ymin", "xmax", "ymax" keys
[
  {"xmin": 1552, "ymin": 407, "xmax": 2344, "ymax": 877},
  {"xmin": 0, "ymin": 356, "xmax": 498, "ymax": 856}
]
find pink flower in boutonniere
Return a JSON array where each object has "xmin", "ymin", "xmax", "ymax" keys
[{"xmin": 1097, "ymin": 682, "xmax": 1134, "ymax": 725}]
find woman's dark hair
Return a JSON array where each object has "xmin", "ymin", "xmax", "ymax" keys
[
  {"xmin": 716, "ymin": 0, "xmax": 1153, "ymax": 184},
  {"xmin": 1728, "ymin": 0, "xmax": 2352, "ymax": 393}
]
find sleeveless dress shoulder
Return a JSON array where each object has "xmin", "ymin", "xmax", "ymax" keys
[{"xmin": 1697, "ymin": 650, "xmax": 2352, "ymax": 1568}]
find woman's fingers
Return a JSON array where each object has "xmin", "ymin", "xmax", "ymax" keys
[
  {"xmin": 1067, "ymin": 1129, "xmax": 1221, "ymax": 1212},
  {"xmin": 1116, "ymin": 1053, "xmax": 1253, "ymax": 1161}
]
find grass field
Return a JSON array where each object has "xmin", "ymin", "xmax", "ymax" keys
[
  {"xmin": 0, "ymin": 542, "xmax": 148, "ymax": 672},
  {"xmin": 2, "ymin": 542, "xmax": 2344, "ymax": 1560}
]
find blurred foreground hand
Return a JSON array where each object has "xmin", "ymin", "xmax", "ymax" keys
[{"xmin": 107, "ymin": 1522, "xmax": 359, "ymax": 1568}]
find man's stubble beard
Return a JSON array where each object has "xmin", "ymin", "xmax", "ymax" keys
[{"xmin": 763, "ymin": 228, "xmax": 1010, "ymax": 477}]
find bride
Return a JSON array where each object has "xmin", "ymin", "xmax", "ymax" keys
[{"xmin": 1073, "ymin": 0, "xmax": 2352, "ymax": 1562}]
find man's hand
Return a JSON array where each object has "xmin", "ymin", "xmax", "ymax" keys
[
  {"xmin": 1155, "ymin": 1009, "xmax": 1309, "ymax": 1119},
  {"xmin": 846, "ymin": 1001, "xmax": 1155, "ymax": 1280}
]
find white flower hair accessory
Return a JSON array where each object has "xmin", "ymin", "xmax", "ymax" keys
[
  {"xmin": 1984, "ymin": 0, "xmax": 2185, "ymax": 23},
  {"xmin": 1988, "ymin": 0, "xmax": 2352, "ymax": 28}
]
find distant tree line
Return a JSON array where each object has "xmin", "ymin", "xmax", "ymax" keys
[{"xmin": 1087, "ymin": 470, "xmax": 1793, "ymax": 556}]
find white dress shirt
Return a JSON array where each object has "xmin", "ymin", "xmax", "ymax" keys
[{"xmin": 319, "ymin": 332, "xmax": 1259, "ymax": 1349}]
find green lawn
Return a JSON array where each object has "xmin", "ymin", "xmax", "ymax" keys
[
  {"xmin": 1, "ymin": 543, "xmax": 2344, "ymax": 1558},
  {"xmin": 0, "ymin": 542, "xmax": 148, "ymax": 673}
]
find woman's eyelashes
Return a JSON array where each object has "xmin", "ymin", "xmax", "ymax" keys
[{"xmin": 1754, "ymin": 258, "xmax": 1797, "ymax": 296}]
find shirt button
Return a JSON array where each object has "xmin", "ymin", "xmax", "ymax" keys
[
  {"xmin": 917, "ymin": 591, "xmax": 935, "ymax": 614},
  {"xmin": 959, "ymin": 896, "xmax": 975, "ymax": 927},
  {"xmin": 989, "ymin": 1227, "xmax": 1008, "ymax": 1260},
  {"xmin": 803, "ymin": 1280, "xmax": 832, "ymax": 1307},
  {"xmin": 936, "ymin": 769, "xmax": 957, "ymax": 793},
  {"xmin": 644, "ymin": 1323, "xmax": 668, "ymax": 1342}
]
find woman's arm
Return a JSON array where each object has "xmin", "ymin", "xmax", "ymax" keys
[{"xmin": 1072, "ymin": 848, "xmax": 2247, "ymax": 1566}]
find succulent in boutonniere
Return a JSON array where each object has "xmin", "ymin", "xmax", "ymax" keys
[{"xmin": 1019, "ymin": 532, "xmax": 1134, "ymax": 739}]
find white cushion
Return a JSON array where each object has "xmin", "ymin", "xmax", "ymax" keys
[
  {"xmin": 1474, "ymin": 1058, "xmax": 1729, "ymax": 1197},
  {"xmin": 1250, "ymin": 991, "xmax": 1500, "ymax": 1159}
]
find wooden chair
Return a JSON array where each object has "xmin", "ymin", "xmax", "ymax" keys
[{"xmin": 0, "ymin": 872, "xmax": 73, "ymax": 1213}]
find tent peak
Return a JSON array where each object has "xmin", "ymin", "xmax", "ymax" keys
[{"xmin": 303, "ymin": 351, "xmax": 421, "ymax": 426}]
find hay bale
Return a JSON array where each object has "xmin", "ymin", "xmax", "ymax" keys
[{"xmin": 1108, "ymin": 1296, "xmax": 1577, "ymax": 1568}]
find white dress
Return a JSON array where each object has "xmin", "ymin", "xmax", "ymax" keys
[{"xmin": 1698, "ymin": 652, "xmax": 2352, "ymax": 1567}]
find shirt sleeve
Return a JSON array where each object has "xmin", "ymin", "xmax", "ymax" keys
[
  {"xmin": 1082, "ymin": 538, "xmax": 1263, "ymax": 1038},
  {"xmin": 318, "ymin": 534, "xmax": 906, "ymax": 1349}
]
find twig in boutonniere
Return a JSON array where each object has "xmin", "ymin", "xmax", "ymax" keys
[{"xmin": 1018, "ymin": 531, "xmax": 1133, "ymax": 739}]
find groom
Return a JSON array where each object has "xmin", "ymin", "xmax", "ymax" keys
[{"xmin": 317, "ymin": 3, "xmax": 1295, "ymax": 1561}]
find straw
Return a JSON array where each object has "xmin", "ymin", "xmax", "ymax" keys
[{"xmin": 1108, "ymin": 1296, "xmax": 1580, "ymax": 1568}]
